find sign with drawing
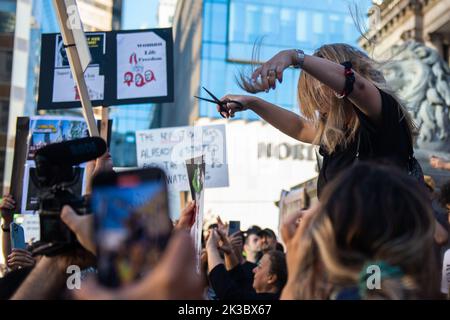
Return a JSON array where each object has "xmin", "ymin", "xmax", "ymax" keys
[
  {"xmin": 117, "ymin": 31, "xmax": 167, "ymax": 100},
  {"xmin": 38, "ymin": 28, "xmax": 173, "ymax": 109}
]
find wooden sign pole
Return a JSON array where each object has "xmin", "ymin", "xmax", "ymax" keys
[
  {"xmin": 52, "ymin": 0, "xmax": 100, "ymax": 137},
  {"xmin": 100, "ymin": 106, "xmax": 109, "ymax": 144}
]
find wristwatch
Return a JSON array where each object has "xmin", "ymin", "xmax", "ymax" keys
[
  {"xmin": 1, "ymin": 223, "xmax": 10, "ymax": 232},
  {"xmin": 293, "ymin": 49, "xmax": 305, "ymax": 69}
]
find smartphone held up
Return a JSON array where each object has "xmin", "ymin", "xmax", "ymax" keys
[{"xmin": 91, "ymin": 167, "xmax": 172, "ymax": 288}]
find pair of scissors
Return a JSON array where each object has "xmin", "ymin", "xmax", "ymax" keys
[{"xmin": 194, "ymin": 87, "xmax": 244, "ymax": 118}]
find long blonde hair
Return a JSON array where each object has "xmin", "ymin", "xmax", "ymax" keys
[
  {"xmin": 298, "ymin": 43, "xmax": 415, "ymax": 153},
  {"xmin": 289, "ymin": 163, "xmax": 440, "ymax": 300}
]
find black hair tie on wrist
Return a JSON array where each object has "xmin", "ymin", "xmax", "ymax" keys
[{"xmin": 335, "ymin": 61, "xmax": 355, "ymax": 99}]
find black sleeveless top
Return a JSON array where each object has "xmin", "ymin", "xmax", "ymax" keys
[{"xmin": 316, "ymin": 89, "xmax": 411, "ymax": 199}]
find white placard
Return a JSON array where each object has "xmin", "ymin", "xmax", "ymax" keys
[
  {"xmin": 21, "ymin": 214, "xmax": 40, "ymax": 244},
  {"xmin": 135, "ymin": 124, "xmax": 229, "ymax": 192},
  {"xmin": 117, "ymin": 31, "xmax": 167, "ymax": 100},
  {"xmin": 52, "ymin": 66, "xmax": 104, "ymax": 102},
  {"xmin": 442, "ymin": 249, "xmax": 450, "ymax": 294}
]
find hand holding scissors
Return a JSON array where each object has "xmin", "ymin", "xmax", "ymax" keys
[{"xmin": 194, "ymin": 87, "xmax": 247, "ymax": 119}]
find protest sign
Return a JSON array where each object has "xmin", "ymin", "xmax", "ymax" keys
[
  {"xmin": 135, "ymin": 124, "xmax": 229, "ymax": 192},
  {"xmin": 38, "ymin": 28, "xmax": 174, "ymax": 110},
  {"xmin": 10, "ymin": 116, "xmax": 90, "ymax": 214},
  {"xmin": 186, "ymin": 156, "xmax": 205, "ymax": 273},
  {"xmin": 116, "ymin": 31, "xmax": 168, "ymax": 100},
  {"xmin": 51, "ymin": 33, "xmax": 105, "ymax": 103}
]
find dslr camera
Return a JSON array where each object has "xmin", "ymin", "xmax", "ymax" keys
[{"xmin": 29, "ymin": 137, "xmax": 106, "ymax": 256}]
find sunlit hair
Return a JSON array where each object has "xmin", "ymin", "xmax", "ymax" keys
[
  {"xmin": 288, "ymin": 163, "xmax": 440, "ymax": 300},
  {"xmin": 238, "ymin": 43, "xmax": 416, "ymax": 154},
  {"xmin": 299, "ymin": 43, "xmax": 415, "ymax": 153}
]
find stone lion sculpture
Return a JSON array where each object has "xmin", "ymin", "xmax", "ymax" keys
[{"xmin": 381, "ymin": 40, "xmax": 450, "ymax": 153}]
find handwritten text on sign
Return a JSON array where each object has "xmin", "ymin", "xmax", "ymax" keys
[{"xmin": 135, "ymin": 124, "xmax": 229, "ymax": 191}]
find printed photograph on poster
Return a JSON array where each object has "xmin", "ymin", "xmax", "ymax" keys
[
  {"xmin": 27, "ymin": 117, "xmax": 89, "ymax": 160},
  {"xmin": 185, "ymin": 156, "xmax": 205, "ymax": 273},
  {"xmin": 21, "ymin": 163, "xmax": 86, "ymax": 214},
  {"xmin": 52, "ymin": 33, "xmax": 106, "ymax": 103},
  {"xmin": 117, "ymin": 31, "xmax": 168, "ymax": 100}
]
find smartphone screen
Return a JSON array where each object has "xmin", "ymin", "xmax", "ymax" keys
[
  {"xmin": 92, "ymin": 168, "xmax": 172, "ymax": 288},
  {"xmin": 228, "ymin": 221, "xmax": 240, "ymax": 236},
  {"xmin": 10, "ymin": 223, "xmax": 26, "ymax": 250}
]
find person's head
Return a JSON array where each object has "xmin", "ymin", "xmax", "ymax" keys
[
  {"xmin": 287, "ymin": 162, "xmax": 439, "ymax": 300},
  {"xmin": 243, "ymin": 227, "xmax": 261, "ymax": 257},
  {"xmin": 252, "ymin": 250, "xmax": 287, "ymax": 294},
  {"xmin": 257, "ymin": 228, "xmax": 277, "ymax": 253},
  {"xmin": 298, "ymin": 43, "xmax": 415, "ymax": 154}
]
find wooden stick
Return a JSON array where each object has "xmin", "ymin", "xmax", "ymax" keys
[
  {"xmin": 52, "ymin": 0, "xmax": 99, "ymax": 137},
  {"xmin": 100, "ymin": 106, "xmax": 109, "ymax": 144}
]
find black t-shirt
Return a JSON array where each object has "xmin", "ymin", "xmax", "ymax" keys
[
  {"xmin": 209, "ymin": 264, "xmax": 280, "ymax": 300},
  {"xmin": 317, "ymin": 89, "xmax": 411, "ymax": 198}
]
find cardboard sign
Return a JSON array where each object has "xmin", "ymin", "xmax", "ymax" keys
[{"xmin": 135, "ymin": 124, "xmax": 229, "ymax": 192}]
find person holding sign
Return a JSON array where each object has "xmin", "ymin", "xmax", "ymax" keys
[{"xmin": 214, "ymin": 44, "xmax": 418, "ymax": 198}]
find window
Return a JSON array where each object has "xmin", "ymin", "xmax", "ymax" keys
[
  {"xmin": 245, "ymin": 5, "xmax": 261, "ymax": 42},
  {"xmin": 296, "ymin": 11, "xmax": 308, "ymax": 42},
  {"xmin": 261, "ymin": 6, "xmax": 277, "ymax": 35},
  {"xmin": 0, "ymin": 50, "xmax": 13, "ymax": 82},
  {"xmin": 280, "ymin": 9, "xmax": 295, "ymax": 46},
  {"xmin": 313, "ymin": 13, "xmax": 324, "ymax": 34},
  {"xmin": 329, "ymin": 14, "xmax": 341, "ymax": 35}
]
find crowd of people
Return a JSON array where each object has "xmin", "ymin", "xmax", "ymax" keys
[
  {"xmin": 0, "ymin": 43, "xmax": 449, "ymax": 300},
  {"xmin": 0, "ymin": 156, "xmax": 448, "ymax": 300}
]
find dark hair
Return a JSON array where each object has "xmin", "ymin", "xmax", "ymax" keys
[
  {"xmin": 258, "ymin": 228, "xmax": 277, "ymax": 240},
  {"xmin": 266, "ymin": 250, "xmax": 287, "ymax": 292},
  {"xmin": 275, "ymin": 242, "xmax": 284, "ymax": 252},
  {"xmin": 244, "ymin": 226, "xmax": 261, "ymax": 244},
  {"xmin": 0, "ymin": 267, "xmax": 33, "ymax": 300},
  {"xmin": 439, "ymin": 181, "xmax": 450, "ymax": 207}
]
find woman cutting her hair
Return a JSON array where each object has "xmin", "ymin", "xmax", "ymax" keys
[{"xmin": 218, "ymin": 44, "xmax": 418, "ymax": 197}]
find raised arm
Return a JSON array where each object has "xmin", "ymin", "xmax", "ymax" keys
[
  {"xmin": 251, "ymin": 49, "xmax": 382, "ymax": 124},
  {"xmin": 218, "ymin": 95, "xmax": 317, "ymax": 144},
  {"xmin": 300, "ymin": 53, "xmax": 382, "ymax": 123}
]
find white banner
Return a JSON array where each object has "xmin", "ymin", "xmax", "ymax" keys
[
  {"xmin": 117, "ymin": 31, "xmax": 167, "ymax": 100},
  {"xmin": 135, "ymin": 124, "xmax": 229, "ymax": 192}
]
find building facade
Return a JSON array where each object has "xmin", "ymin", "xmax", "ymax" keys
[
  {"xmin": 359, "ymin": 0, "xmax": 450, "ymax": 62},
  {"xmin": 77, "ymin": 0, "xmax": 123, "ymax": 31},
  {"xmin": 158, "ymin": 0, "xmax": 178, "ymax": 27},
  {"xmin": 0, "ymin": 0, "xmax": 15, "ymax": 193}
]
